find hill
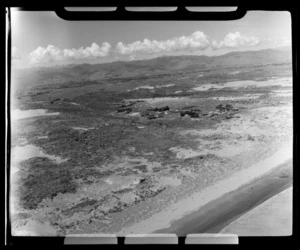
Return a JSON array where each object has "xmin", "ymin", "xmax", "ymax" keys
[{"xmin": 12, "ymin": 48, "xmax": 292, "ymax": 88}]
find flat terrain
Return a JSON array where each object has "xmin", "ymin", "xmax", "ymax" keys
[
  {"xmin": 220, "ymin": 187, "xmax": 292, "ymax": 236},
  {"xmin": 10, "ymin": 50, "xmax": 293, "ymax": 236},
  {"xmin": 154, "ymin": 159, "xmax": 292, "ymax": 235}
]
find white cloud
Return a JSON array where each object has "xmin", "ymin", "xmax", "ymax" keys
[
  {"xmin": 29, "ymin": 45, "xmax": 62, "ymax": 63},
  {"xmin": 115, "ymin": 31, "xmax": 210, "ymax": 55},
  {"xmin": 260, "ymin": 38, "xmax": 291, "ymax": 47},
  {"xmin": 116, "ymin": 31, "xmax": 261, "ymax": 57},
  {"xmin": 28, "ymin": 31, "xmax": 263, "ymax": 64},
  {"xmin": 63, "ymin": 42, "xmax": 111, "ymax": 60},
  {"xmin": 29, "ymin": 42, "xmax": 111, "ymax": 64},
  {"xmin": 129, "ymin": 54, "xmax": 136, "ymax": 61},
  {"xmin": 279, "ymin": 39, "xmax": 292, "ymax": 46},
  {"xmin": 212, "ymin": 32, "xmax": 260, "ymax": 49}
]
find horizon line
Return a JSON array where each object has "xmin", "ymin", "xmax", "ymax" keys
[{"xmin": 12, "ymin": 45, "xmax": 291, "ymax": 71}]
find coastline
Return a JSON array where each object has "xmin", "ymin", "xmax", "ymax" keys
[
  {"xmin": 115, "ymin": 141, "xmax": 292, "ymax": 236},
  {"xmin": 155, "ymin": 159, "xmax": 292, "ymax": 235},
  {"xmin": 219, "ymin": 186, "xmax": 292, "ymax": 236}
]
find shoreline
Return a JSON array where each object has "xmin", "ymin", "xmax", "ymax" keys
[
  {"xmin": 115, "ymin": 141, "xmax": 292, "ymax": 235},
  {"xmin": 219, "ymin": 186, "xmax": 292, "ymax": 236},
  {"xmin": 155, "ymin": 159, "xmax": 292, "ymax": 235}
]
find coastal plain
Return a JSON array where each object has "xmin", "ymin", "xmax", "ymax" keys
[{"xmin": 10, "ymin": 49, "xmax": 293, "ymax": 236}]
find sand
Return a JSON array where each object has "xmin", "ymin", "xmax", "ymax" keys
[
  {"xmin": 11, "ymin": 219, "xmax": 57, "ymax": 236},
  {"xmin": 10, "ymin": 144, "xmax": 68, "ymax": 175},
  {"xmin": 115, "ymin": 141, "xmax": 292, "ymax": 235},
  {"xmin": 193, "ymin": 77, "xmax": 292, "ymax": 91},
  {"xmin": 155, "ymin": 159, "xmax": 292, "ymax": 235},
  {"xmin": 219, "ymin": 187, "xmax": 292, "ymax": 236},
  {"xmin": 72, "ymin": 127, "xmax": 94, "ymax": 131},
  {"xmin": 126, "ymin": 97, "xmax": 186, "ymax": 105},
  {"xmin": 11, "ymin": 109, "xmax": 60, "ymax": 120},
  {"xmin": 210, "ymin": 94, "xmax": 262, "ymax": 101},
  {"xmin": 10, "ymin": 144, "xmax": 69, "ymax": 218},
  {"xmin": 133, "ymin": 84, "xmax": 175, "ymax": 91}
]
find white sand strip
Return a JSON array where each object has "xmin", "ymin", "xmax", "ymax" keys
[
  {"xmin": 11, "ymin": 109, "xmax": 60, "ymax": 120},
  {"xmin": 115, "ymin": 141, "xmax": 292, "ymax": 235},
  {"xmin": 220, "ymin": 187, "xmax": 292, "ymax": 236}
]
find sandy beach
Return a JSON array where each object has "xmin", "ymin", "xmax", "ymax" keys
[
  {"xmin": 220, "ymin": 187, "xmax": 292, "ymax": 236},
  {"xmin": 155, "ymin": 159, "xmax": 292, "ymax": 235},
  {"xmin": 115, "ymin": 140, "xmax": 292, "ymax": 235}
]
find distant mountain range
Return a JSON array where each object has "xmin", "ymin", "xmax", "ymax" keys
[{"xmin": 12, "ymin": 48, "xmax": 292, "ymax": 88}]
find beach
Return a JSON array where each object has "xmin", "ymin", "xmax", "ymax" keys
[
  {"xmin": 115, "ymin": 141, "xmax": 292, "ymax": 235},
  {"xmin": 220, "ymin": 186, "xmax": 292, "ymax": 236}
]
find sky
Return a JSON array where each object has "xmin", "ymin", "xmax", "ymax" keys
[{"xmin": 10, "ymin": 9, "xmax": 292, "ymax": 68}]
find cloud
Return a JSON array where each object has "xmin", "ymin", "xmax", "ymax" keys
[
  {"xmin": 28, "ymin": 31, "xmax": 262, "ymax": 64},
  {"xmin": 29, "ymin": 42, "xmax": 111, "ymax": 63},
  {"xmin": 278, "ymin": 39, "xmax": 291, "ymax": 46},
  {"xmin": 63, "ymin": 42, "xmax": 111, "ymax": 60},
  {"xmin": 116, "ymin": 31, "xmax": 261, "ymax": 57},
  {"xmin": 115, "ymin": 31, "xmax": 210, "ymax": 55},
  {"xmin": 260, "ymin": 38, "xmax": 291, "ymax": 47},
  {"xmin": 212, "ymin": 32, "xmax": 260, "ymax": 49},
  {"xmin": 29, "ymin": 45, "xmax": 62, "ymax": 63}
]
